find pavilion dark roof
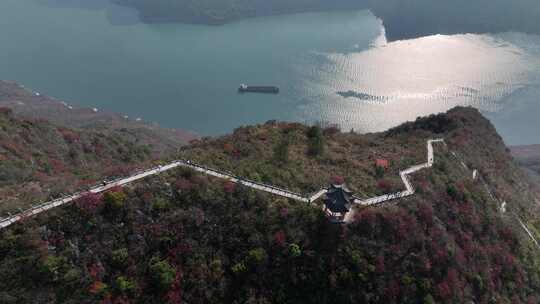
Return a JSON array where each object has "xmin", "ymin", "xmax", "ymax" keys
[{"xmin": 324, "ymin": 184, "xmax": 353, "ymax": 213}]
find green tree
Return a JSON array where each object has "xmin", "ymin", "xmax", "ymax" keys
[
  {"xmin": 289, "ymin": 243, "xmax": 302, "ymax": 258},
  {"xmin": 148, "ymin": 257, "xmax": 176, "ymax": 291},
  {"xmin": 247, "ymin": 248, "xmax": 267, "ymax": 266},
  {"xmin": 104, "ymin": 190, "xmax": 126, "ymax": 208},
  {"xmin": 41, "ymin": 255, "xmax": 67, "ymax": 282},
  {"xmin": 115, "ymin": 276, "xmax": 137, "ymax": 295},
  {"xmin": 231, "ymin": 262, "xmax": 247, "ymax": 275},
  {"xmin": 423, "ymin": 294, "xmax": 435, "ymax": 304},
  {"xmin": 152, "ymin": 197, "xmax": 170, "ymax": 212},
  {"xmin": 446, "ymin": 184, "xmax": 458, "ymax": 200},
  {"xmin": 103, "ymin": 189, "xmax": 127, "ymax": 217},
  {"xmin": 111, "ymin": 248, "xmax": 129, "ymax": 269},
  {"xmin": 62, "ymin": 268, "xmax": 81, "ymax": 286}
]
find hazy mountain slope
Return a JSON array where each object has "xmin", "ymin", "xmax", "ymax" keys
[
  {"xmin": 512, "ymin": 145, "xmax": 540, "ymax": 186},
  {"xmin": 0, "ymin": 81, "xmax": 197, "ymax": 158},
  {"xmin": 113, "ymin": 0, "xmax": 365, "ymax": 24},
  {"xmin": 1, "ymin": 107, "xmax": 539, "ymax": 303},
  {"xmin": 369, "ymin": 0, "xmax": 540, "ymax": 41},
  {"xmin": 111, "ymin": 0, "xmax": 540, "ymax": 40},
  {"xmin": 0, "ymin": 107, "xmax": 153, "ymax": 215}
]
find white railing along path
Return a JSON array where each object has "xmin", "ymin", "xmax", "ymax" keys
[{"xmin": 0, "ymin": 139, "xmax": 444, "ymax": 229}]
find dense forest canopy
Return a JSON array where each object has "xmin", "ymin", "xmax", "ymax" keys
[{"xmin": 1, "ymin": 107, "xmax": 540, "ymax": 303}]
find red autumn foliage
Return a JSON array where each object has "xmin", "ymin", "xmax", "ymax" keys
[
  {"xmin": 223, "ymin": 143, "xmax": 234, "ymax": 154},
  {"xmin": 419, "ymin": 256, "xmax": 432, "ymax": 272},
  {"xmin": 331, "ymin": 175, "xmax": 344, "ymax": 185},
  {"xmin": 107, "ymin": 186, "xmax": 124, "ymax": 194},
  {"xmin": 498, "ymin": 226, "xmax": 518, "ymax": 248},
  {"xmin": 175, "ymin": 178, "xmax": 194, "ymax": 191},
  {"xmin": 93, "ymin": 141, "xmax": 105, "ymax": 156},
  {"xmin": 88, "ymin": 263, "xmax": 105, "ymax": 281},
  {"xmin": 384, "ymin": 279, "xmax": 400, "ymax": 301},
  {"xmin": 166, "ymin": 271, "xmax": 183, "ymax": 304},
  {"xmin": 273, "ymin": 230, "xmax": 286, "ymax": 247},
  {"xmin": 375, "ymin": 159, "xmax": 389, "ymax": 169},
  {"xmin": 2, "ymin": 141, "xmax": 23, "ymax": 156},
  {"xmin": 436, "ymin": 280, "xmax": 452, "ymax": 299},
  {"xmin": 88, "ymin": 281, "xmax": 106, "ymax": 294},
  {"xmin": 353, "ymin": 208, "xmax": 378, "ymax": 229},
  {"xmin": 432, "ymin": 247, "xmax": 449, "ymax": 265},
  {"xmin": 223, "ymin": 181, "xmax": 236, "ymax": 193},
  {"xmin": 417, "ymin": 203, "xmax": 434, "ymax": 227},
  {"xmin": 58, "ymin": 127, "xmax": 81, "ymax": 144},
  {"xmin": 377, "ymin": 179, "xmax": 392, "ymax": 192},
  {"xmin": 0, "ymin": 107, "xmax": 13, "ymax": 115},
  {"xmin": 104, "ymin": 165, "xmax": 133, "ymax": 178},
  {"xmin": 167, "ymin": 244, "xmax": 193, "ymax": 262},
  {"xmin": 76, "ymin": 193, "xmax": 103, "ymax": 213},
  {"xmin": 50, "ymin": 158, "xmax": 66, "ymax": 173}
]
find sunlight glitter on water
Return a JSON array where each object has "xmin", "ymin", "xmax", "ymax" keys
[{"xmin": 299, "ymin": 31, "xmax": 538, "ymax": 136}]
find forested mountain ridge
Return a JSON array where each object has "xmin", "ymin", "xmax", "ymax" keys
[
  {"xmin": 0, "ymin": 81, "xmax": 196, "ymax": 158},
  {"xmin": 0, "ymin": 107, "xmax": 153, "ymax": 215},
  {"xmin": 0, "ymin": 79, "xmax": 199, "ymax": 216},
  {"xmin": 112, "ymin": 0, "xmax": 540, "ymax": 40},
  {"xmin": 1, "ymin": 107, "xmax": 539, "ymax": 303}
]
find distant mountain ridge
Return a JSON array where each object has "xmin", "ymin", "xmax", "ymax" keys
[
  {"xmin": 110, "ymin": 0, "xmax": 540, "ymax": 40},
  {"xmin": 512, "ymin": 144, "xmax": 540, "ymax": 187}
]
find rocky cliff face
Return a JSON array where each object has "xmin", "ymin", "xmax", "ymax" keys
[{"xmin": 0, "ymin": 107, "xmax": 539, "ymax": 303}]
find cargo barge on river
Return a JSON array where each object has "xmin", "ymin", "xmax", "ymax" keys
[{"xmin": 238, "ymin": 84, "xmax": 279, "ymax": 94}]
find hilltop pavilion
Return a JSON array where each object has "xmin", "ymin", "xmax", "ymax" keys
[{"xmin": 323, "ymin": 184, "xmax": 354, "ymax": 223}]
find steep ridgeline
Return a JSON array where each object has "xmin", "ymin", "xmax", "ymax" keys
[
  {"xmin": 0, "ymin": 107, "xmax": 152, "ymax": 215},
  {"xmin": 1, "ymin": 107, "xmax": 540, "ymax": 303}
]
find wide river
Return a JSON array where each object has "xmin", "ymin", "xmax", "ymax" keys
[{"xmin": 1, "ymin": 0, "xmax": 540, "ymax": 144}]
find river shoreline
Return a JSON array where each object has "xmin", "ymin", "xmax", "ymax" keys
[{"xmin": 109, "ymin": 0, "xmax": 540, "ymax": 42}]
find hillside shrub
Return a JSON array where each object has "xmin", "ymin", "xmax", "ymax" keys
[{"xmin": 148, "ymin": 257, "xmax": 176, "ymax": 291}]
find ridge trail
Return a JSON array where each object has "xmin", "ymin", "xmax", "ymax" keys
[{"xmin": 0, "ymin": 139, "xmax": 444, "ymax": 229}]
